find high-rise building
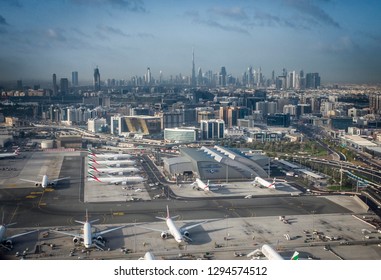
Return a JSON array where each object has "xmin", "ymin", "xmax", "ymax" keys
[
  {"xmin": 197, "ymin": 67, "xmax": 203, "ymax": 86},
  {"xmin": 191, "ymin": 49, "xmax": 196, "ymax": 87},
  {"xmin": 93, "ymin": 67, "xmax": 101, "ymax": 91},
  {"xmin": 52, "ymin": 73, "xmax": 58, "ymax": 96},
  {"xmin": 16, "ymin": 80, "xmax": 23, "ymax": 90},
  {"xmin": 60, "ymin": 78, "xmax": 69, "ymax": 95},
  {"xmin": 146, "ymin": 67, "xmax": 152, "ymax": 84},
  {"xmin": 72, "ymin": 71, "xmax": 78, "ymax": 86},
  {"xmin": 219, "ymin": 66, "xmax": 227, "ymax": 87},
  {"xmin": 200, "ymin": 119, "xmax": 225, "ymax": 140},
  {"xmin": 306, "ymin": 73, "xmax": 321, "ymax": 89}
]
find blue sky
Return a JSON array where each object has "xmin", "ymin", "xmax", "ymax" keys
[{"xmin": 0, "ymin": 0, "xmax": 380, "ymax": 84}]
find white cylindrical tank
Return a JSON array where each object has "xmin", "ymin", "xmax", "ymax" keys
[
  {"xmin": 41, "ymin": 140, "xmax": 54, "ymax": 149},
  {"xmin": 261, "ymin": 244, "xmax": 284, "ymax": 260}
]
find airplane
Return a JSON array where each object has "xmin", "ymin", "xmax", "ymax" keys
[
  {"xmin": 88, "ymin": 173, "xmax": 145, "ymax": 185},
  {"xmin": 137, "ymin": 205, "xmax": 207, "ymax": 244},
  {"xmin": 87, "ymin": 148, "xmax": 132, "ymax": 160},
  {"xmin": 88, "ymin": 164, "xmax": 141, "ymax": 175},
  {"xmin": 139, "ymin": 251, "xmax": 156, "ymax": 260},
  {"xmin": 20, "ymin": 174, "xmax": 70, "ymax": 188},
  {"xmin": 252, "ymin": 177, "xmax": 276, "ymax": 189},
  {"xmin": 50, "ymin": 210, "xmax": 125, "ymax": 251},
  {"xmin": 88, "ymin": 157, "xmax": 136, "ymax": 167},
  {"xmin": 0, "ymin": 213, "xmax": 38, "ymax": 251},
  {"xmin": 0, "ymin": 147, "xmax": 20, "ymax": 160},
  {"xmin": 192, "ymin": 178, "xmax": 210, "ymax": 192},
  {"xmin": 247, "ymin": 244, "xmax": 299, "ymax": 260},
  {"xmin": 192, "ymin": 178, "xmax": 224, "ymax": 192}
]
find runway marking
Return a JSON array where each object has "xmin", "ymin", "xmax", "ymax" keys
[
  {"xmin": 25, "ymin": 195, "xmax": 37, "ymax": 199},
  {"xmin": 39, "ymin": 202, "xmax": 47, "ymax": 206},
  {"xmin": 112, "ymin": 212, "xmax": 125, "ymax": 216},
  {"xmin": 31, "ymin": 192, "xmax": 43, "ymax": 195}
]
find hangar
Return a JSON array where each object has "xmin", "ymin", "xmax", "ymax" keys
[{"xmin": 163, "ymin": 145, "xmax": 269, "ymax": 181}]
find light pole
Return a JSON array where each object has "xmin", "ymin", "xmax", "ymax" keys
[{"xmin": 225, "ymin": 215, "xmax": 229, "ymax": 247}]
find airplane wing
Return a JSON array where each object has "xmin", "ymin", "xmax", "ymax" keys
[
  {"xmin": 7, "ymin": 229, "xmax": 38, "ymax": 240},
  {"xmin": 136, "ymin": 224, "xmax": 165, "ymax": 233},
  {"xmin": 19, "ymin": 178, "xmax": 40, "ymax": 184},
  {"xmin": 94, "ymin": 225, "xmax": 126, "ymax": 237},
  {"xmin": 50, "ymin": 229, "xmax": 83, "ymax": 238},
  {"xmin": 180, "ymin": 220, "xmax": 208, "ymax": 232},
  {"xmin": 51, "ymin": 177, "xmax": 70, "ymax": 183}
]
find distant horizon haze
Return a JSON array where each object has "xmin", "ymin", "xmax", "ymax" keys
[{"xmin": 0, "ymin": 0, "xmax": 380, "ymax": 84}]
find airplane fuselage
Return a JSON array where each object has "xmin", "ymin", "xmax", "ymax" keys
[
  {"xmin": 166, "ymin": 218, "xmax": 184, "ymax": 243},
  {"xmin": 83, "ymin": 222, "xmax": 92, "ymax": 248},
  {"xmin": 0, "ymin": 225, "xmax": 6, "ymax": 242}
]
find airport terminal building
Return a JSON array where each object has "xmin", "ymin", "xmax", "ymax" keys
[{"xmin": 163, "ymin": 145, "xmax": 269, "ymax": 181}]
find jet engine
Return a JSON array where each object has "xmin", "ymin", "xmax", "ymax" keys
[
  {"xmin": 72, "ymin": 237, "xmax": 80, "ymax": 244},
  {"xmin": 5, "ymin": 239, "xmax": 13, "ymax": 246},
  {"xmin": 160, "ymin": 232, "xmax": 168, "ymax": 239},
  {"xmin": 183, "ymin": 231, "xmax": 190, "ymax": 238},
  {"xmin": 97, "ymin": 235, "xmax": 104, "ymax": 242}
]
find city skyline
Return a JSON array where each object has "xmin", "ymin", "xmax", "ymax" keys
[{"xmin": 0, "ymin": 0, "xmax": 380, "ymax": 84}]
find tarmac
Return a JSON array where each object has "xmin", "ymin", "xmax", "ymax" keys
[{"xmin": 1, "ymin": 150, "xmax": 381, "ymax": 260}]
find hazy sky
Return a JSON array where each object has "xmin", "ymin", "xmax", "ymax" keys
[{"xmin": 0, "ymin": 0, "xmax": 380, "ymax": 84}]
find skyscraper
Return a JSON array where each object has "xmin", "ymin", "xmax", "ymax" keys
[
  {"xmin": 219, "ymin": 66, "xmax": 227, "ymax": 87},
  {"xmin": 146, "ymin": 67, "xmax": 152, "ymax": 84},
  {"xmin": 60, "ymin": 78, "xmax": 69, "ymax": 95},
  {"xmin": 72, "ymin": 71, "xmax": 78, "ymax": 86},
  {"xmin": 191, "ymin": 49, "xmax": 196, "ymax": 87},
  {"xmin": 93, "ymin": 67, "xmax": 101, "ymax": 91},
  {"xmin": 52, "ymin": 73, "xmax": 58, "ymax": 96}
]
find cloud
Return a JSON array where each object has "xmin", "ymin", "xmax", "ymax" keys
[
  {"xmin": 97, "ymin": 25, "xmax": 130, "ymax": 37},
  {"xmin": 46, "ymin": 28, "xmax": 67, "ymax": 42},
  {"xmin": 0, "ymin": 15, "xmax": 9, "ymax": 25},
  {"xmin": 71, "ymin": 0, "xmax": 146, "ymax": 12},
  {"xmin": 283, "ymin": 0, "xmax": 340, "ymax": 28},
  {"xmin": 3, "ymin": 0, "xmax": 22, "ymax": 8},
  {"xmin": 185, "ymin": 10, "xmax": 250, "ymax": 35},
  {"xmin": 208, "ymin": 7, "xmax": 248, "ymax": 21},
  {"xmin": 316, "ymin": 36, "xmax": 359, "ymax": 53}
]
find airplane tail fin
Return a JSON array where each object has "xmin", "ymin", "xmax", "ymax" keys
[
  {"xmin": 291, "ymin": 251, "xmax": 299, "ymax": 260},
  {"xmin": 166, "ymin": 205, "xmax": 170, "ymax": 219},
  {"xmin": 87, "ymin": 148, "xmax": 96, "ymax": 157},
  {"xmin": 89, "ymin": 173, "xmax": 102, "ymax": 183},
  {"xmin": 88, "ymin": 164, "xmax": 99, "ymax": 172}
]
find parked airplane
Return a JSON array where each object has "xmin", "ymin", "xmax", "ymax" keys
[
  {"xmin": 87, "ymin": 148, "xmax": 132, "ymax": 160},
  {"xmin": 247, "ymin": 244, "xmax": 299, "ymax": 260},
  {"xmin": 50, "ymin": 210, "xmax": 125, "ymax": 250},
  {"xmin": 89, "ymin": 157, "xmax": 136, "ymax": 167},
  {"xmin": 0, "ymin": 147, "xmax": 20, "ymax": 160},
  {"xmin": 88, "ymin": 173, "xmax": 145, "ymax": 185},
  {"xmin": 138, "ymin": 205, "xmax": 207, "ymax": 244},
  {"xmin": 192, "ymin": 178, "xmax": 210, "ymax": 192},
  {"xmin": 20, "ymin": 174, "xmax": 70, "ymax": 188},
  {"xmin": 0, "ymin": 214, "xmax": 38, "ymax": 251},
  {"xmin": 88, "ymin": 164, "xmax": 141, "ymax": 175},
  {"xmin": 139, "ymin": 251, "xmax": 156, "ymax": 260},
  {"xmin": 252, "ymin": 177, "xmax": 276, "ymax": 189},
  {"xmin": 192, "ymin": 178, "xmax": 224, "ymax": 192}
]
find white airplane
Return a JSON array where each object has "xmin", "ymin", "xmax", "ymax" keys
[
  {"xmin": 87, "ymin": 148, "xmax": 132, "ymax": 160},
  {"xmin": 20, "ymin": 174, "xmax": 70, "ymax": 188},
  {"xmin": 247, "ymin": 244, "xmax": 299, "ymax": 260},
  {"xmin": 0, "ymin": 214, "xmax": 38, "ymax": 251},
  {"xmin": 50, "ymin": 210, "xmax": 125, "ymax": 250},
  {"xmin": 192, "ymin": 178, "xmax": 224, "ymax": 192},
  {"xmin": 0, "ymin": 147, "xmax": 20, "ymax": 159},
  {"xmin": 252, "ymin": 177, "xmax": 276, "ymax": 189},
  {"xmin": 89, "ymin": 157, "xmax": 136, "ymax": 167},
  {"xmin": 192, "ymin": 178, "xmax": 210, "ymax": 192},
  {"xmin": 88, "ymin": 164, "xmax": 141, "ymax": 175},
  {"xmin": 139, "ymin": 251, "xmax": 156, "ymax": 260},
  {"xmin": 88, "ymin": 173, "xmax": 145, "ymax": 185},
  {"xmin": 138, "ymin": 205, "xmax": 207, "ymax": 244}
]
